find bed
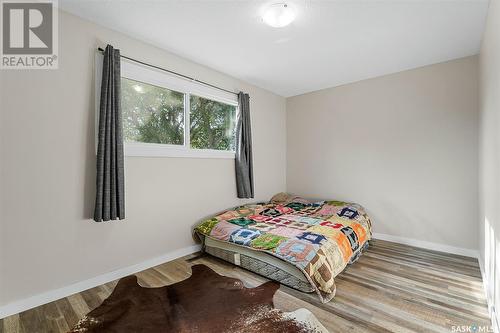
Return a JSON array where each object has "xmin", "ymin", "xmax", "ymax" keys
[{"xmin": 194, "ymin": 193, "xmax": 372, "ymax": 302}]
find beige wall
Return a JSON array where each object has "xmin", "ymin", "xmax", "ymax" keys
[
  {"xmin": 286, "ymin": 56, "xmax": 479, "ymax": 250},
  {"xmin": 479, "ymin": 0, "xmax": 500, "ymax": 329},
  {"xmin": 0, "ymin": 10, "xmax": 286, "ymax": 307}
]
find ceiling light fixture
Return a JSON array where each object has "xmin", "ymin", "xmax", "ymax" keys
[{"xmin": 262, "ymin": 3, "xmax": 296, "ymax": 28}]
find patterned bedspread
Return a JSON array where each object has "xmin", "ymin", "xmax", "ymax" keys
[{"xmin": 194, "ymin": 193, "xmax": 372, "ymax": 302}]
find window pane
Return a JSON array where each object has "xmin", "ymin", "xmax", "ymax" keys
[
  {"xmin": 121, "ymin": 77, "xmax": 184, "ymax": 145},
  {"xmin": 190, "ymin": 95, "xmax": 236, "ymax": 151}
]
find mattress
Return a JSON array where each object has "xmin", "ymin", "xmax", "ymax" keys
[
  {"xmin": 194, "ymin": 193, "xmax": 372, "ymax": 302},
  {"xmin": 204, "ymin": 236, "xmax": 314, "ymax": 292}
]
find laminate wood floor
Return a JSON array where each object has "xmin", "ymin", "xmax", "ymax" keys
[{"xmin": 0, "ymin": 239, "xmax": 490, "ymax": 333}]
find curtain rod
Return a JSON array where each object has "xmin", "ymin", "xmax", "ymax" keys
[{"xmin": 97, "ymin": 47, "xmax": 238, "ymax": 96}]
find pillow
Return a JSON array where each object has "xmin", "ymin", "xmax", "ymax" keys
[{"xmin": 269, "ymin": 193, "xmax": 311, "ymax": 205}]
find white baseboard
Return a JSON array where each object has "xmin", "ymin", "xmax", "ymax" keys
[
  {"xmin": 0, "ymin": 244, "xmax": 201, "ymax": 319},
  {"xmin": 478, "ymin": 255, "xmax": 500, "ymax": 333},
  {"xmin": 0, "ymin": 235, "xmax": 486, "ymax": 321},
  {"xmin": 372, "ymin": 232, "xmax": 479, "ymax": 258}
]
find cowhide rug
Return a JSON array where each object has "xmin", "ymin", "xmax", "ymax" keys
[{"xmin": 69, "ymin": 264, "xmax": 328, "ymax": 333}]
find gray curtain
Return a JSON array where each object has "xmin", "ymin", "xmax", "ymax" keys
[
  {"xmin": 235, "ymin": 92, "xmax": 254, "ymax": 198},
  {"xmin": 94, "ymin": 45, "xmax": 125, "ymax": 222}
]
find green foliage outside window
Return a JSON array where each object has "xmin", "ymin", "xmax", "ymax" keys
[
  {"xmin": 122, "ymin": 78, "xmax": 184, "ymax": 145},
  {"xmin": 190, "ymin": 95, "xmax": 236, "ymax": 151},
  {"xmin": 121, "ymin": 77, "xmax": 236, "ymax": 151}
]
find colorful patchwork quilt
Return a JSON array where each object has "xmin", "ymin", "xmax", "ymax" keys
[{"xmin": 194, "ymin": 193, "xmax": 372, "ymax": 302}]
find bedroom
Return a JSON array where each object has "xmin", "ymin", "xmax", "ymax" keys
[{"xmin": 0, "ymin": 0, "xmax": 498, "ymax": 332}]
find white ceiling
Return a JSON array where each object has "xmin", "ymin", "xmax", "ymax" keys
[{"xmin": 60, "ymin": 0, "xmax": 489, "ymax": 97}]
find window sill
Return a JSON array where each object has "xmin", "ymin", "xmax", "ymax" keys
[{"xmin": 124, "ymin": 143, "xmax": 235, "ymax": 159}]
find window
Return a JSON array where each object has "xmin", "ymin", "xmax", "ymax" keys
[
  {"xmin": 190, "ymin": 95, "xmax": 236, "ymax": 151},
  {"xmin": 122, "ymin": 78, "xmax": 185, "ymax": 145},
  {"xmin": 95, "ymin": 54, "xmax": 238, "ymax": 158}
]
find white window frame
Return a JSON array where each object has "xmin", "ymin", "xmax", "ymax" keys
[{"xmin": 95, "ymin": 53, "xmax": 238, "ymax": 159}]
